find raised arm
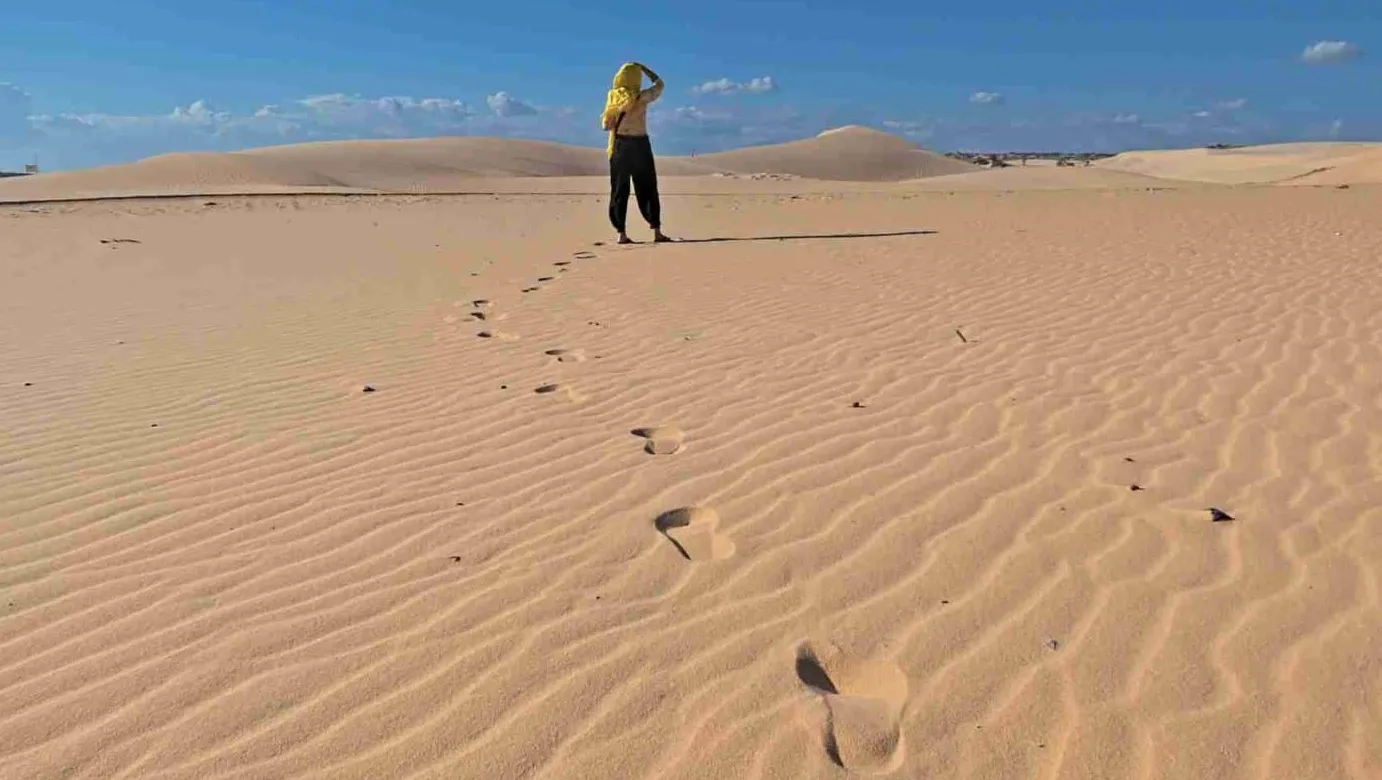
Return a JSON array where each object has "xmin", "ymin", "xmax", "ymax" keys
[{"xmin": 638, "ymin": 63, "xmax": 664, "ymax": 103}]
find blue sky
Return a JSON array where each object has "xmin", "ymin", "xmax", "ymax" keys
[{"xmin": 1, "ymin": 0, "xmax": 1377, "ymax": 170}]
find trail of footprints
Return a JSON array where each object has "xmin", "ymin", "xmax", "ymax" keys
[{"xmin": 461, "ymin": 246, "xmax": 912, "ymax": 773}]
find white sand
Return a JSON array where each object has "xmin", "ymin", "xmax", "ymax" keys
[
  {"xmin": 1100, "ymin": 142, "xmax": 1382, "ymax": 186},
  {"xmin": 1, "ymin": 132, "xmax": 1380, "ymax": 780}
]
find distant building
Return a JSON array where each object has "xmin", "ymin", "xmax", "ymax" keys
[{"xmin": 1, "ymin": 164, "xmax": 39, "ymax": 178}]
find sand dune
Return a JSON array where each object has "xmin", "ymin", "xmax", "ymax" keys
[
  {"xmin": 2, "ymin": 181, "xmax": 1379, "ymax": 779},
  {"xmin": 696, "ymin": 126, "xmax": 976, "ymax": 182},
  {"xmin": 908, "ymin": 164, "xmax": 1199, "ymax": 190},
  {"xmin": 0, "ymin": 127, "xmax": 974, "ymax": 203},
  {"xmin": 1099, "ymin": 142, "xmax": 1382, "ymax": 185}
]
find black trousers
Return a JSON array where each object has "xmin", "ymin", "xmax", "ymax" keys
[{"xmin": 609, "ymin": 135, "xmax": 661, "ymax": 233}]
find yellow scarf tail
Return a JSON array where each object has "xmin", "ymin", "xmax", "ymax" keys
[{"xmin": 604, "ymin": 63, "xmax": 643, "ymax": 158}]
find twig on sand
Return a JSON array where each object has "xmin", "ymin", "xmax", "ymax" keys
[{"xmin": 955, "ymin": 328, "xmax": 969, "ymax": 344}]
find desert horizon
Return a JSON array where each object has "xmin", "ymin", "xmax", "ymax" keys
[{"xmin": 3, "ymin": 126, "xmax": 1381, "ymax": 208}]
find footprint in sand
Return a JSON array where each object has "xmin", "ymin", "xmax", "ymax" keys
[
  {"xmin": 478, "ymin": 330, "xmax": 519, "ymax": 341},
  {"xmin": 631, "ymin": 426, "xmax": 684, "ymax": 455},
  {"xmin": 554, "ymin": 261, "xmax": 573, "ymax": 267},
  {"xmin": 796, "ymin": 644, "xmax": 909, "ymax": 774},
  {"xmin": 573, "ymin": 251, "xmax": 597, "ymax": 260},
  {"xmin": 654, "ymin": 506, "xmax": 734, "ymax": 561},
  {"xmin": 535, "ymin": 382, "xmax": 583, "ymax": 402},
  {"xmin": 545, "ymin": 348, "xmax": 587, "ymax": 364},
  {"xmin": 537, "ymin": 276, "xmax": 555, "ymax": 282},
  {"xmin": 521, "ymin": 287, "xmax": 540, "ymax": 293},
  {"xmin": 472, "ymin": 299, "xmax": 492, "ymax": 309}
]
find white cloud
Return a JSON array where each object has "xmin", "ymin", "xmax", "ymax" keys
[
  {"xmin": 970, "ymin": 91, "xmax": 1004, "ymax": 105},
  {"xmin": 690, "ymin": 76, "xmax": 777, "ymax": 96},
  {"xmin": 485, "ymin": 91, "xmax": 537, "ymax": 117},
  {"xmin": 1301, "ymin": 40, "xmax": 1361, "ymax": 64},
  {"xmin": 21, "ymin": 90, "xmax": 510, "ymax": 168},
  {"xmin": 1, "ymin": 81, "xmax": 34, "ymax": 137},
  {"xmin": 1192, "ymin": 110, "xmax": 1213, "ymax": 118},
  {"xmin": 170, "ymin": 100, "xmax": 230, "ymax": 125},
  {"xmin": 1329, "ymin": 118, "xmax": 1344, "ymax": 139},
  {"xmin": 1215, "ymin": 98, "xmax": 1248, "ymax": 110},
  {"xmin": 1112, "ymin": 113, "xmax": 1141, "ymax": 124},
  {"xmin": 881, "ymin": 119, "xmax": 934, "ymax": 140}
]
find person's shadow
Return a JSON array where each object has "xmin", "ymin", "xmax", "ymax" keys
[{"xmin": 664, "ymin": 229, "xmax": 936, "ymax": 244}]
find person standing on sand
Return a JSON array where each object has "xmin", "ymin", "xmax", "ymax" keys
[{"xmin": 602, "ymin": 62, "xmax": 670, "ymax": 244}]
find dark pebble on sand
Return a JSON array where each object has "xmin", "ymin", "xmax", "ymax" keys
[
  {"xmin": 362, "ymin": 385, "xmax": 376, "ymax": 393},
  {"xmin": 150, "ymin": 423, "xmax": 159, "ymax": 428},
  {"xmin": 1124, "ymin": 457, "xmax": 1135, "ymax": 462},
  {"xmin": 1209, "ymin": 507, "xmax": 1236, "ymax": 523},
  {"xmin": 852, "ymin": 401, "xmax": 866, "ymax": 409},
  {"xmin": 1048, "ymin": 639, "xmax": 1060, "ymax": 650},
  {"xmin": 501, "ymin": 384, "xmax": 508, "ymax": 390},
  {"xmin": 449, "ymin": 556, "xmax": 462, "ymax": 563},
  {"xmin": 1130, "ymin": 484, "xmax": 1145, "ymax": 491},
  {"xmin": 23, "ymin": 382, "xmax": 33, "ymax": 387}
]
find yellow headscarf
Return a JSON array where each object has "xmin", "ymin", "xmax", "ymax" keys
[{"xmin": 603, "ymin": 63, "xmax": 643, "ymax": 158}]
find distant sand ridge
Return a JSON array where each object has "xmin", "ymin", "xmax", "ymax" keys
[{"xmin": 0, "ymin": 127, "xmax": 977, "ymax": 202}]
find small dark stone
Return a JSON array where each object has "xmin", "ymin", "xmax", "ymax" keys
[
  {"xmin": 150, "ymin": 423, "xmax": 159, "ymax": 428},
  {"xmin": 940, "ymin": 600, "xmax": 950, "ymax": 605},
  {"xmin": 1336, "ymin": 184, "xmax": 1350, "ymax": 190},
  {"xmin": 1124, "ymin": 457, "xmax": 1135, "ymax": 463},
  {"xmin": 456, "ymin": 502, "xmax": 465, "ymax": 507},
  {"xmin": 1048, "ymin": 638, "xmax": 1060, "ymax": 650},
  {"xmin": 1209, "ymin": 507, "xmax": 1236, "ymax": 523},
  {"xmin": 1130, "ymin": 484, "xmax": 1145, "ymax": 492},
  {"xmin": 595, "ymin": 595, "xmax": 602, "ymax": 600},
  {"xmin": 500, "ymin": 384, "xmax": 508, "ymax": 390},
  {"xmin": 449, "ymin": 556, "xmax": 462, "ymax": 563},
  {"xmin": 23, "ymin": 382, "xmax": 33, "ymax": 387},
  {"xmin": 362, "ymin": 385, "xmax": 376, "ymax": 393},
  {"xmin": 537, "ymin": 276, "xmax": 554, "ymax": 282}
]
